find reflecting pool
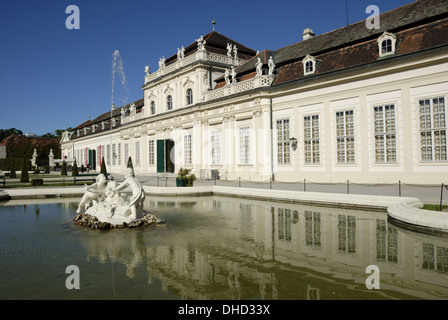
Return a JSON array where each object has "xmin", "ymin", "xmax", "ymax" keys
[{"xmin": 0, "ymin": 196, "xmax": 447, "ymax": 300}]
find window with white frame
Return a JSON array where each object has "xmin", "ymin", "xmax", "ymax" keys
[
  {"xmin": 112, "ymin": 144, "xmax": 116, "ymax": 166},
  {"xmin": 419, "ymin": 97, "xmax": 447, "ymax": 162},
  {"xmin": 118, "ymin": 143, "xmax": 121, "ymax": 165},
  {"xmin": 186, "ymin": 89, "xmax": 193, "ymax": 105},
  {"xmin": 135, "ymin": 141, "xmax": 140, "ymax": 165},
  {"xmin": 276, "ymin": 119, "xmax": 290, "ymax": 164},
  {"xmin": 211, "ymin": 130, "xmax": 221, "ymax": 165},
  {"xmin": 302, "ymin": 54, "xmax": 317, "ymax": 76},
  {"xmin": 304, "ymin": 115, "xmax": 320, "ymax": 164},
  {"xmin": 336, "ymin": 110, "xmax": 355, "ymax": 163},
  {"xmin": 124, "ymin": 143, "xmax": 129, "ymax": 164},
  {"xmin": 106, "ymin": 145, "xmax": 111, "ymax": 165},
  {"xmin": 305, "ymin": 211, "xmax": 321, "ymax": 248},
  {"xmin": 148, "ymin": 140, "xmax": 155, "ymax": 165},
  {"xmin": 167, "ymin": 95, "xmax": 173, "ymax": 111},
  {"xmin": 338, "ymin": 214, "xmax": 356, "ymax": 253},
  {"xmin": 374, "ymin": 105, "xmax": 397, "ymax": 163},
  {"xmin": 184, "ymin": 134, "xmax": 192, "ymax": 165},
  {"xmin": 377, "ymin": 32, "xmax": 397, "ymax": 58},
  {"xmin": 150, "ymin": 101, "xmax": 156, "ymax": 115},
  {"xmin": 376, "ymin": 219, "xmax": 398, "ymax": 263},
  {"xmin": 239, "ymin": 127, "xmax": 251, "ymax": 164}
]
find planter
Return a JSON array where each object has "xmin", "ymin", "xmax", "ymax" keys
[{"xmin": 176, "ymin": 178, "xmax": 188, "ymax": 187}]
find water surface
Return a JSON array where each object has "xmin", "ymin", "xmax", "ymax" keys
[{"xmin": 0, "ymin": 196, "xmax": 447, "ymax": 300}]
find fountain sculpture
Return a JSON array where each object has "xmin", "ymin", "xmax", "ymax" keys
[{"xmin": 75, "ymin": 168, "xmax": 162, "ymax": 229}]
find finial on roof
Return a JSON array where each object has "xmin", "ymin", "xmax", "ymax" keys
[{"xmin": 212, "ymin": 19, "xmax": 216, "ymax": 31}]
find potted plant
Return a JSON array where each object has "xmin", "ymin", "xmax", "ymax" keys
[{"xmin": 176, "ymin": 168, "xmax": 196, "ymax": 187}]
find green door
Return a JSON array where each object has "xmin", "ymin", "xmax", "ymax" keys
[
  {"xmin": 157, "ymin": 140, "xmax": 165, "ymax": 173},
  {"xmin": 166, "ymin": 140, "xmax": 175, "ymax": 173}
]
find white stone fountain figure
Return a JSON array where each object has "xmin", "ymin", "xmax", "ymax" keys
[{"xmin": 78, "ymin": 168, "xmax": 146, "ymax": 225}]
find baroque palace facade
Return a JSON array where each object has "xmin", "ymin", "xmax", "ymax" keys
[{"xmin": 61, "ymin": 0, "xmax": 448, "ymax": 184}]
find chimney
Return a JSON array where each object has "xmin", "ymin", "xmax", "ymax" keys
[{"xmin": 302, "ymin": 28, "xmax": 315, "ymax": 41}]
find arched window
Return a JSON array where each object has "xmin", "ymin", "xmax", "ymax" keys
[
  {"xmin": 186, "ymin": 89, "xmax": 193, "ymax": 105},
  {"xmin": 150, "ymin": 101, "xmax": 156, "ymax": 115},
  {"xmin": 167, "ymin": 95, "xmax": 173, "ymax": 111}
]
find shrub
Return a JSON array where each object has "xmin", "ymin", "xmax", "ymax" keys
[
  {"xmin": 100, "ymin": 157, "xmax": 108, "ymax": 176},
  {"xmin": 72, "ymin": 159, "xmax": 79, "ymax": 176},
  {"xmin": 20, "ymin": 157, "xmax": 29, "ymax": 183},
  {"xmin": 61, "ymin": 160, "xmax": 67, "ymax": 176},
  {"xmin": 31, "ymin": 179, "xmax": 43, "ymax": 186},
  {"xmin": 9, "ymin": 161, "xmax": 17, "ymax": 179}
]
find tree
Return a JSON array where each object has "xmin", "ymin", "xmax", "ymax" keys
[
  {"xmin": 127, "ymin": 156, "xmax": 135, "ymax": 177},
  {"xmin": 61, "ymin": 160, "xmax": 67, "ymax": 176},
  {"xmin": 20, "ymin": 156, "xmax": 29, "ymax": 183},
  {"xmin": 0, "ymin": 128, "xmax": 23, "ymax": 141},
  {"xmin": 41, "ymin": 132, "xmax": 57, "ymax": 138},
  {"xmin": 9, "ymin": 160, "xmax": 16, "ymax": 178},
  {"xmin": 72, "ymin": 159, "xmax": 79, "ymax": 176},
  {"xmin": 100, "ymin": 157, "xmax": 108, "ymax": 176}
]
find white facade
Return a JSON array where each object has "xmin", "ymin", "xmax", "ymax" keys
[{"xmin": 61, "ymin": 3, "xmax": 448, "ymax": 185}]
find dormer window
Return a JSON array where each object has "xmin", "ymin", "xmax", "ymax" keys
[
  {"xmin": 377, "ymin": 32, "xmax": 397, "ymax": 58},
  {"xmin": 302, "ymin": 54, "xmax": 317, "ymax": 76}
]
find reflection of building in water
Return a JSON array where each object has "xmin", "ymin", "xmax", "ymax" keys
[{"xmin": 81, "ymin": 196, "xmax": 448, "ymax": 299}]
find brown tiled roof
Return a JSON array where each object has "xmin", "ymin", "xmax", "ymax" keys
[
  {"xmin": 214, "ymin": 0, "xmax": 448, "ymax": 89},
  {"xmin": 165, "ymin": 31, "xmax": 258, "ymax": 66},
  {"xmin": 70, "ymin": 98, "xmax": 144, "ymax": 139}
]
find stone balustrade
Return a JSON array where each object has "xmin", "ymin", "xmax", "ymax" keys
[
  {"xmin": 145, "ymin": 51, "xmax": 246, "ymax": 84},
  {"xmin": 205, "ymin": 75, "xmax": 275, "ymax": 102}
]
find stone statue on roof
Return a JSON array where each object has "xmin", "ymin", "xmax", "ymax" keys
[
  {"xmin": 224, "ymin": 68, "xmax": 230, "ymax": 85},
  {"xmin": 158, "ymin": 57, "xmax": 166, "ymax": 69},
  {"xmin": 145, "ymin": 65, "xmax": 150, "ymax": 76},
  {"xmin": 256, "ymin": 57, "xmax": 263, "ymax": 76},
  {"xmin": 227, "ymin": 43, "xmax": 232, "ymax": 57},
  {"xmin": 268, "ymin": 56, "xmax": 276, "ymax": 75},
  {"xmin": 231, "ymin": 66, "xmax": 237, "ymax": 84},
  {"xmin": 196, "ymin": 35, "xmax": 206, "ymax": 51},
  {"xmin": 181, "ymin": 46, "xmax": 185, "ymax": 59}
]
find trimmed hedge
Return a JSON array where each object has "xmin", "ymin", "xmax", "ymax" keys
[{"xmin": 31, "ymin": 179, "xmax": 44, "ymax": 186}]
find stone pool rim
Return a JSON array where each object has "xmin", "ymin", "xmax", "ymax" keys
[{"xmin": 1, "ymin": 185, "xmax": 447, "ymax": 235}]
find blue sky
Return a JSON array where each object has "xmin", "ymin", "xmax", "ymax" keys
[{"xmin": 0, "ymin": 0, "xmax": 415, "ymax": 136}]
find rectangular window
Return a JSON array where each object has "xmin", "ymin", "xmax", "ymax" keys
[
  {"xmin": 148, "ymin": 140, "xmax": 155, "ymax": 165},
  {"xmin": 106, "ymin": 145, "xmax": 111, "ymax": 165},
  {"xmin": 239, "ymin": 127, "xmax": 251, "ymax": 164},
  {"xmin": 374, "ymin": 105, "xmax": 397, "ymax": 163},
  {"xmin": 96, "ymin": 147, "xmax": 100, "ymax": 166},
  {"xmin": 422, "ymin": 243, "xmax": 448, "ymax": 272},
  {"xmin": 211, "ymin": 131, "xmax": 221, "ymax": 165},
  {"xmin": 419, "ymin": 97, "xmax": 447, "ymax": 162},
  {"xmin": 304, "ymin": 115, "xmax": 320, "ymax": 164},
  {"xmin": 305, "ymin": 211, "xmax": 321, "ymax": 248},
  {"xmin": 184, "ymin": 134, "xmax": 192, "ymax": 165},
  {"xmin": 336, "ymin": 110, "xmax": 355, "ymax": 163},
  {"xmin": 276, "ymin": 119, "xmax": 290, "ymax": 164},
  {"xmin": 124, "ymin": 143, "xmax": 129, "ymax": 165},
  {"xmin": 376, "ymin": 220, "xmax": 398, "ymax": 263},
  {"xmin": 135, "ymin": 141, "xmax": 140, "ymax": 165},
  {"xmin": 338, "ymin": 215, "xmax": 356, "ymax": 253},
  {"xmin": 118, "ymin": 143, "xmax": 121, "ymax": 166},
  {"xmin": 112, "ymin": 144, "xmax": 116, "ymax": 166},
  {"xmin": 278, "ymin": 208, "xmax": 292, "ymax": 242}
]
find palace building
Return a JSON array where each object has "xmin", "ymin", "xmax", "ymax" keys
[{"xmin": 61, "ymin": 0, "xmax": 448, "ymax": 184}]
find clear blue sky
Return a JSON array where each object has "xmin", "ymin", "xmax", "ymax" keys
[{"xmin": 0, "ymin": 0, "xmax": 415, "ymax": 136}]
